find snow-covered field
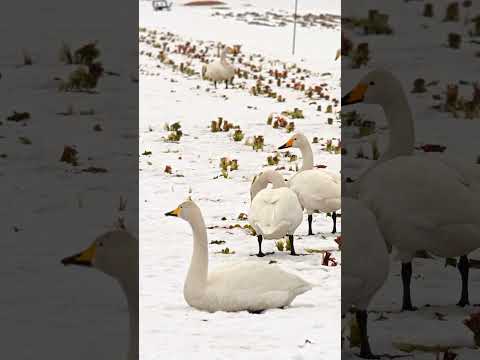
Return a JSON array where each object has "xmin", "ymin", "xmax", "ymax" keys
[
  {"xmin": 0, "ymin": 1, "xmax": 138, "ymax": 359},
  {"xmin": 342, "ymin": 1, "xmax": 480, "ymax": 359},
  {"xmin": 139, "ymin": 1, "xmax": 341, "ymax": 359}
]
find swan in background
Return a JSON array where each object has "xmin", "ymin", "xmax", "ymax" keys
[
  {"xmin": 342, "ymin": 69, "xmax": 480, "ymax": 309},
  {"xmin": 249, "ymin": 169, "xmax": 303, "ymax": 256},
  {"xmin": 165, "ymin": 199, "xmax": 312, "ymax": 312},
  {"xmin": 342, "ymin": 198, "xmax": 389, "ymax": 359},
  {"xmin": 202, "ymin": 44, "xmax": 235, "ymax": 89},
  {"xmin": 62, "ymin": 230, "xmax": 138, "ymax": 360},
  {"xmin": 279, "ymin": 133, "xmax": 341, "ymax": 235}
]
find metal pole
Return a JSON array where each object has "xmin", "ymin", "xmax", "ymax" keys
[{"xmin": 292, "ymin": 0, "xmax": 298, "ymax": 55}]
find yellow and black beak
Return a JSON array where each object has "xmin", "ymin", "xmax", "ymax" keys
[
  {"xmin": 165, "ymin": 207, "xmax": 181, "ymax": 217},
  {"xmin": 342, "ymin": 83, "xmax": 368, "ymax": 106},
  {"xmin": 61, "ymin": 242, "xmax": 96, "ymax": 267},
  {"xmin": 278, "ymin": 138, "xmax": 294, "ymax": 150}
]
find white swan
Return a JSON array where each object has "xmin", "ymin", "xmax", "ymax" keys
[
  {"xmin": 342, "ymin": 69, "xmax": 480, "ymax": 309},
  {"xmin": 202, "ymin": 45, "xmax": 235, "ymax": 89},
  {"xmin": 62, "ymin": 230, "xmax": 138, "ymax": 360},
  {"xmin": 165, "ymin": 200, "xmax": 312, "ymax": 312},
  {"xmin": 278, "ymin": 132, "xmax": 341, "ymax": 235},
  {"xmin": 249, "ymin": 169, "xmax": 303, "ymax": 256},
  {"xmin": 342, "ymin": 198, "xmax": 389, "ymax": 359}
]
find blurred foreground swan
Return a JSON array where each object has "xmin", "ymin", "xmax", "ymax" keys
[
  {"xmin": 202, "ymin": 45, "xmax": 235, "ymax": 89},
  {"xmin": 279, "ymin": 133, "xmax": 341, "ymax": 234},
  {"xmin": 342, "ymin": 69, "xmax": 480, "ymax": 309},
  {"xmin": 165, "ymin": 199, "xmax": 312, "ymax": 312},
  {"xmin": 249, "ymin": 170, "xmax": 303, "ymax": 256},
  {"xmin": 62, "ymin": 230, "xmax": 138, "ymax": 360},
  {"xmin": 342, "ymin": 198, "xmax": 389, "ymax": 359}
]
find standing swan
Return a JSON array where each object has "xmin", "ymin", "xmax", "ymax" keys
[
  {"xmin": 342, "ymin": 69, "xmax": 480, "ymax": 309},
  {"xmin": 165, "ymin": 200, "xmax": 312, "ymax": 312},
  {"xmin": 202, "ymin": 44, "xmax": 235, "ymax": 89},
  {"xmin": 249, "ymin": 170, "xmax": 303, "ymax": 256},
  {"xmin": 342, "ymin": 198, "xmax": 389, "ymax": 359},
  {"xmin": 279, "ymin": 133, "xmax": 341, "ymax": 235},
  {"xmin": 62, "ymin": 230, "xmax": 138, "ymax": 360}
]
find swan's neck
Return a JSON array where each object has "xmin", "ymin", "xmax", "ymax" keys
[
  {"xmin": 299, "ymin": 143, "xmax": 314, "ymax": 171},
  {"xmin": 220, "ymin": 49, "xmax": 229, "ymax": 66},
  {"xmin": 251, "ymin": 171, "xmax": 287, "ymax": 200},
  {"xmin": 268, "ymin": 171, "xmax": 287, "ymax": 189},
  {"xmin": 353, "ymin": 93, "xmax": 416, "ymax": 191},
  {"xmin": 185, "ymin": 214, "xmax": 209, "ymax": 297},
  {"xmin": 381, "ymin": 97, "xmax": 415, "ymax": 161},
  {"xmin": 120, "ymin": 277, "xmax": 138, "ymax": 360}
]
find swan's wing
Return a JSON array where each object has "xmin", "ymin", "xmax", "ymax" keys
[
  {"xmin": 208, "ymin": 262, "xmax": 311, "ymax": 295},
  {"xmin": 249, "ymin": 188, "xmax": 303, "ymax": 236}
]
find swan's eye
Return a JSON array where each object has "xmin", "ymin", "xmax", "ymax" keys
[
  {"xmin": 369, "ymin": 81, "xmax": 375, "ymax": 86},
  {"xmin": 98, "ymin": 242, "xmax": 104, "ymax": 247}
]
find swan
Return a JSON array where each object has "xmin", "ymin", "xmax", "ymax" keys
[
  {"xmin": 342, "ymin": 198, "xmax": 389, "ymax": 359},
  {"xmin": 202, "ymin": 45, "xmax": 235, "ymax": 89},
  {"xmin": 165, "ymin": 199, "xmax": 312, "ymax": 312},
  {"xmin": 249, "ymin": 169, "xmax": 303, "ymax": 256},
  {"xmin": 278, "ymin": 132, "xmax": 341, "ymax": 235},
  {"xmin": 342, "ymin": 69, "xmax": 480, "ymax": 309},
  {"xmin": 62, "ymin": 230, "xmax": 138, "ymax": 360}
]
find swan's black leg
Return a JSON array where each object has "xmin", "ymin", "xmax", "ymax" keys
[
  {"xmin": 356, "ymin": 310, "xmax": 379, "ymax": 359},
  {"xmin": 289, "ymin": 235, "xmax": 297, "ymax": 256},
  {"xmin": 225, "ymin": 80, "xmax": 228, "ymax": 89},
  {"xmin": 257, "ymin": 235, "xmax": 265, "ymax": 257},
  {"xmin": 214, "ymin": 81, "xmax": 217, "ymax": 89},
  {"xmin": 457, "ymin": 255, "xmax": 470, "ymax": 307},
  {"xmin": 401, "ymin": 262, "xmax": 417, "ymax": 311},
  {"xmin": 331, "ymin": 211, "xmax": 337, "ymax": 234},
  {"xmin": 308, "ymin": 215, "xmax": 313, "ymax": 235}
]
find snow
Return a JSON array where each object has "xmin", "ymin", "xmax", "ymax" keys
[
  {"xmin": 0, "ymin": 1, "xmax": 138, "ymax": 359},
  {"xmin": 342, "ymin": 1, "xmax": 480, "ymax": 358},
  {"xmin": 139, "ymin": 0, "xmax": 341, "ymax": 359}
]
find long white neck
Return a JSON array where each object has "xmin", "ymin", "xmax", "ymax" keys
[
  {"xmin": 220, "ymin": 48, "xmax": 226, "ymax": 60},
  {"xmin": 119, "ymin": 277, "xmax": 138, "ymax": 360},
  {"xmin": 299, "ymin": 143, "xmax": 314, "ymax": 171},
  {"xmin": 380, "ymin": 96, "xmax": 415, "ymax": 161},
  {"xmin": 352, "ymin": 86, "xmax": 415, "ymax": 195},
  {"xmin": 184, "ymin": 212, "xmax": 209, "ymax": 299},
  {"xmin": 251, "ymin": 170, "xmax": 287, "ymax": 199}
]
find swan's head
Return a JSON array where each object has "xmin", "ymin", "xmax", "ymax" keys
[
  {"xmin": 61, "ymin": 230, "xmax": 138, "ymax": 280},
  {"xmin": 165, "ymin": 199, "xmax": 201, "ymax": 223},
  {"xmin": 342, "ymin": 69, "xmax": 404, "ymax": 107},
  {"xmin": 278, "ymin": 132, "xmax": 309, "ymax": 150}
]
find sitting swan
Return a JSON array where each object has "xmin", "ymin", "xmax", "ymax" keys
[
  {"xmin": 341, "ymin": 198, "xmax": 389, "ymax": 359},
  {"xmin": 279, "ymin": 132, "xmax": 341, "ymax": 235},
  {"xmin": 249, "ymin": 169, "xmax": 303, "ymax": 256},
  {"xmin": 62, "ymin": 230, "xmax": 138, "ymax": 360},
  {"xmin": 165, "ymin": 200, "xmax": 312, "ymax": 312},
  {"xmin": 342, "ymin": 69, "xmax": 480, "ymax": 309},
  {"xmin": 202, "ymin": 45, "xmax": 235, "ymax": 89}
]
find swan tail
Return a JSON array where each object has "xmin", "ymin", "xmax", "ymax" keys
[{"xmin": 256, "ymin": 222, "xmax": 290, "ymax": 239}]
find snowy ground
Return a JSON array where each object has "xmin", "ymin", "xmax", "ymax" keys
[
  {"xmin": 342, "ymin": 1, "xmax": 480, "ymax": 359},
  {"xmin": 0, "ymin": 1, "xmax": 138, "ymax": 359},
  {"xmin": 139, "ymin": 1, "xmax": 341, "ymax": 359}
]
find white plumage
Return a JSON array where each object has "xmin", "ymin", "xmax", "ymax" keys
[
  {"xmin": 166, "ymin": 200, "xmax": 312, "ymax": 313},
  {"xmin": 341, "ymin": 198, "xmax": 389, "ymax": 358},
  {"xmin": 202, "ymin": 45, "xmax": 235, "ymax": 89},
  {"xmin": 249, "ymin": 170, "xmax": 303, "ymax": 255},
  {"xmin": 249, "ymin": 187, "xmax": 302, "ymax": 239},
  {"xmin": 62, "ymin": 231, "xmax": 139, "ymax": 360},
  {"xmin": 342, "ymin": 69, "xmax": 480, "ymax": 309},
  {"xmin": 278, "ymin": 132, "xmax": 341, "ymax": 234}
]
